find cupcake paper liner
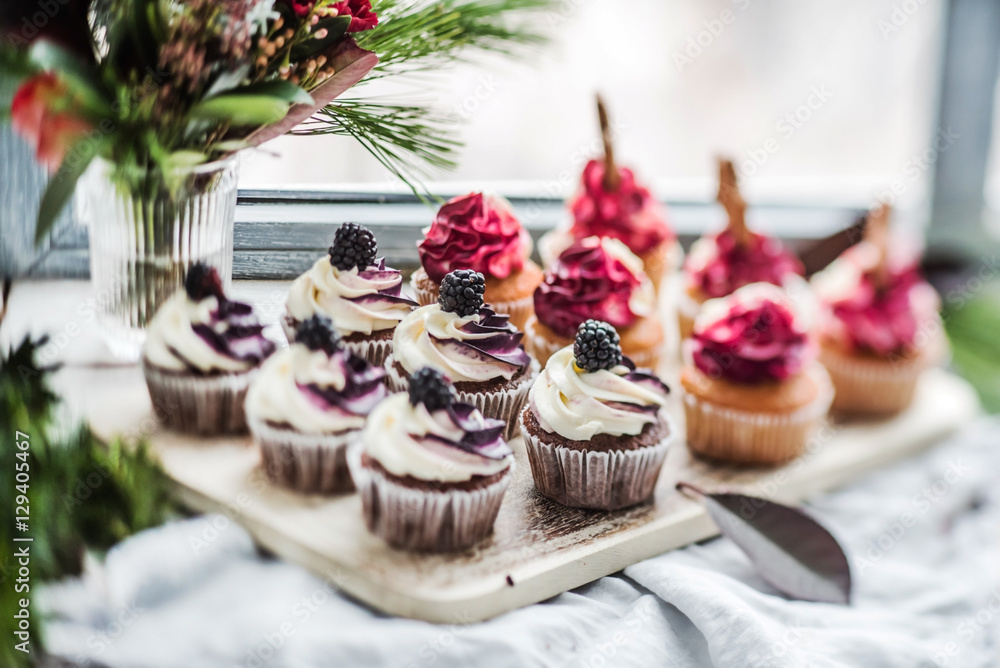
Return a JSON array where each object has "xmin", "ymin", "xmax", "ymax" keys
[
  {"xmin": 385, "ymin": 355, "xmax": 538, "ymax": 442},
  {"xmin": 249, "ymin": 417, "xmax": 358, "ymax": 494},
  {"xmin": 525, "ymin": 316, "xmax": 661, "ymax": 371},
  {"xmin": 820, "ymin": 343, "xmax": 932, "ymax": 416},
  {"xmin": 347, "ymin": 444, "xmax": 513, "ymax": 552},
  {"xmin": 283, "ymin": 311, "xmax": 394, "ymax": 368},
  {"xmin": 683, "ymin": 364, "xmax": 834, "ymax": 465},
  {"xmin": 411, "ymin": 268, "xmax": 534, "ymax": 332},
  {"xmin": 519, "ymin": 407, "xmax": 675, "ymax": 510},
  {"xmin": 143, "ymin": 360, "xmax": 256, "ymax": 435}
]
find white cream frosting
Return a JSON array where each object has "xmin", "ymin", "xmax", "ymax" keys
[
  {"xmin": 144, "ymin": 291, "xmax": 255, "ymax": 373},
  {"xmin": 245, "ymin": 344, "xmax": 366, "ymax": 434},
  {"xmin": 286, "ymin": 257, "xmax": 414, "ymax": 335},
  {"xmin": 362, "ymin": 393, "xmax": 512, "ymax": 482},
  {"xmin": 530, "ymin": 347, "xmax": 668, "ymax": 441},
  {"xmin": 393, "ymin": 304, "xmax": 523, "ymax": 382}
]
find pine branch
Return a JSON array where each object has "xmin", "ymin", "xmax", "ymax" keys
[{"xmin": 296, "ymin": 99, "xmax": 461, "ymax": 197}]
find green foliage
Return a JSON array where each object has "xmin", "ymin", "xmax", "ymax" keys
[
  {"xmin": 0, "ymin": 336, "xmax": 183, "ymax": 666},
  {"xmin": 944, "ymin": 281, "xmax": 1000, "ymax": 412}
]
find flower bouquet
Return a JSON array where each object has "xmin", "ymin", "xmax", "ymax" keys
[{"xmin": 0, "ymin": 0, "xmax": 550, "ymax": 358}]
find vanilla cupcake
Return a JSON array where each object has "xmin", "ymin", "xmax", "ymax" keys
[
  {"xmin": 246, "ymin": 316, "xmax": 387, "ymax": 494},
  {"xmin": 520, "ymin": 320, "xmax": 674, "ymax": 510},
  {"xmin": 285, "ymin": 223, "xmax": 417, "ymax": 366},
  {"xmin": 143, "ymin": 264, "xmax": 276, "ymax": 435},
  {"xmin": 412, "ymin": 192, "xmax": 542, "ymax": 331},
  {"xmin": 681, "ymin": 283, "xmax": 833, "ymax": 465},
  {"xmin": 811, "ymin": 210, "xmax": 943, "ymax": 415},
  {"xmin": 348, "ymin": 368, "xmax": 514, "ymax": 552},
  {"xmin": 386, "ymin": 270, "xmax": 537, "ymax": 441},
  {"xmin": 526, "ymin": 236, "xmax": 662, "ymax": 368}
]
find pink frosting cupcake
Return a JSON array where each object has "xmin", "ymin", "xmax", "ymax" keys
[
  {"xmin": 411, "ymin": 192, "xmax": 542, "ymax": 331},
  {"xmin": 679, "ymin": 159, "xmax": 809, "ymax": 339},
  {"xmin": 812, "ymin": 208, "xmax": 943, "ymax": 415},
  {"xmin": 525, "ymin": 236, "xmax": 663, "ymax": 369},
  {"xmin": 680, "ymin": 283, "xmax": 833, "ymax": 465}
]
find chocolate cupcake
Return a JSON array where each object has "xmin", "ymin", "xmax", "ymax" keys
[
  {"xmin": 386, "ymin": 270, "xmax": 537, "ymax": 441},
  {"xmin": 811, "ymin": 205, "xmax": 943, "ymax": 415},
  {"xmin": 520, "ymin": 320, "xmax": 674, "ymax": 511},
  {"xmin": 348, "ymin": 368, "xmax": 515, "ymax": 552},
  {"xmin": 681, "ymin": 283, "xmax": 833, "ymax": 465},
  {"xmin": 412, "ymin": 192, "xmax": 542, "ymax": 331},
  {"xmin": 246, "ymin": 315, "xmax": 387, "ymax": 494},
  {"xmin": 679, "ymin": 159, "xmax": 810, "ymax": 339},
  {"xmin": 285, "ymin": 223, "xmax": 417, "ymax": 367},
  {"xmin": 142, "ymin": 264, "xmax": 275, "ymax": 435},
  {"xmin": 526, "ymin": 236, "xmax": 662, "ymax": 369}
]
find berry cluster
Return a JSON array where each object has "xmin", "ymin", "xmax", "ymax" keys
[
  {"xmin": 408, "ymin": 367, "xmax": 455, "ymax": 412},
  {"xmin": 438, "ymin": 270, "xmax": 486, "ymax": 316},
  {"xmin": 573, "ymin": 320, "xmax": 622, "ymax": 372},
  {"xmin": 329, "ymin": 223, "xmax": 377, "ymax": 271},
  {"xmin": 184, "ymin": 263, "xmax": 225, "ymax": 301},
  {"xmin": 295, "ymin": 315, "xmax": 342, "ymax": 355}
]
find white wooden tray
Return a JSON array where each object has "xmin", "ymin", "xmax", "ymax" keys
[{"xmin": 81, "ymin": 362, "xmax": 979, "ymax": 623}]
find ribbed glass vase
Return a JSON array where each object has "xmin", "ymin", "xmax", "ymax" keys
[{"xmin": 77, "ymin": 155, "xmax": 239, "ymax": 361}]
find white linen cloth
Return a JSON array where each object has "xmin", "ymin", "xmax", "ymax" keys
[{"xmin": 40, "ymin": 418, "xmax": 1000, "ymax": 668}]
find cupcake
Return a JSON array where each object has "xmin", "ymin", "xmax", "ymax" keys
[
  {"xmin": 285, "ymin": 223, "xmax": 418, "ymax": 367},
  {"xmin": 681, "ymin": 283, "xmax": 833, "ymax": 465},
  {"xmin": 411, "ymin": 192, "xmax": 542, "ymax": 331},
  {"xmin": 246, "ymin": 315, "xmax": 387, "ymax": 494},
  {"xmin": 520, "ymin": 320, "xmax": 674, "ymax": 510},
  {"xmin": 811, "ymin": 205, "xmax": 942, "ymax": 415},
  {"xmin": 538, "ymin": 96, "xmax": 680, "ymax": 290},
  {"xmin": 348, "ymin": 368, "xmax": 515, "ymax": 552},
  {"xmin": 386, "ymin": 270, "xmax": 536, "ymax": 442},
  {"xmin": 143, "ymin": 264, "xmax": 276, "ymax": 435},
  {"xmin": 525, "ymin": 236, "xmax": 663, "ymax": 369},
  {"xmin": 679, "ymin": 158, "xmax": 809, "ymax": 339}
]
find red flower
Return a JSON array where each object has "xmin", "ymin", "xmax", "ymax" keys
[
  {"xmin": 11, "ymin": 73, "xmax": 92, "ymax": 172},
  {"xmin": 332, "ymin": 0, "xmax": 378, "ymax": 32},
  {"xmin": 290, "ymin": 0, "xmax": 315, "ymax": 17}
]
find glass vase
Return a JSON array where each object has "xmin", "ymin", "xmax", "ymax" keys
[{"xmin": 77, "ymin": 155, "xmax": 239, "ymax": 361}]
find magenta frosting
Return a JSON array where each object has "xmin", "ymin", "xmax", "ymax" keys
[
  {"xmin": 533, "ymin": 238, "xmax": 646, "ymax": 338},
  {"xmin": 689, "ymin": 298, "xmax": 809, "ymax": 384},
  {"xmin": 686, "ymin": 230, "xmax": 803, "ymax": 300},
  {"xmin": 825, "ymin": 264, "xmax": 929, "ymax": 356},
  {"xmin": 569, "ymin": 159, "xmax": 673, "ymax": 255},
  {"xmin": 418, "ymin": 193, "xmax": 529, "ymax": 283},
  {"xmin": 422, "ymin": 403, "xmax": 512, "ymax": 461},
  {"xmin": 189, "ymin": 299, "xmax": 275, "ymax": 372},
  {"xmin": 348, "ymin": 257, "xmax": 418, "ymax": 309}
]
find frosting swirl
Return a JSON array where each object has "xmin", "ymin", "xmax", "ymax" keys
[
  {"xmin": 418, "ymin": 192, "xmax": 531, "ymax": 283},
  {"xmin": 685, "ymin": 229, "xmax": 804, "ymax": 300},
  {"xmin": 245, "ymin": 343, "xmax": 386, "ymax": 434},
  {"xmin": 144, "ymin": 291, "xmax": 275, "ymax": 373},
  {"xmin": 534, "ymin": 236, "xmax": 655, "ymax": 338},
  {"xmin": 530, "ymin": 347, "xmax": 669, "ymax": 441},
  {"xmin": 688, "ymin": 283, "xmax": 811, "ymax": 384},
  {"xmin": 286, "ymin": 256, "xmax": 417, "ymax": 335},
  {"xmin": 362, "ymin": 393, "xmax": 513, "ymax": 482},
  {"xmin": 393, "ymin": 304, "xmax": 530, "ymax": 383},
  {"xmin": 569, "ymin": 159, "xmax": 674, "ymax": 254},
  {"xmin": 812, "ymin": 242, "xmax": 939, "ymax": 356}
]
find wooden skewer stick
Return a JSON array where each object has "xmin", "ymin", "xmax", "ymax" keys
[
  {"xmin": 865, "ymin": 203, "xmax": 891, "ymax": 289},
  {"xmin": 596, "ymin": 94, "xmax": 621, "ymax": 191},
  {"xmin": 717, "ymin": 158, "xmax": 749, "ymax": 246}
]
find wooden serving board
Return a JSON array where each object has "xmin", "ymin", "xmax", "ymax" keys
[{"xmin": 81, "ymin": 362, "xmax": 979, "ymax": 623}]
